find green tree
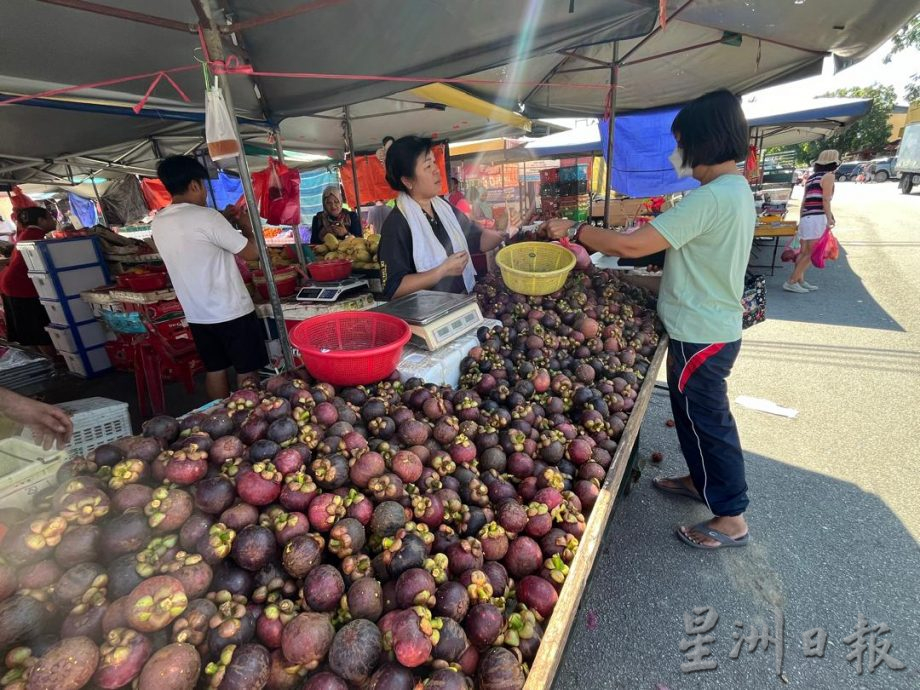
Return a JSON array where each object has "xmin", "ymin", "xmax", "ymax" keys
[
  {"xmin": 887, "ymin": 14, "xmax": 919, "ymax": 103},
  {"xmin": 788, "ymin": 84, "xmax": 896, "ymax": 162}
]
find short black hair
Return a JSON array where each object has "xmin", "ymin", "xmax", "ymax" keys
[
  {"xmin": 671, "ymin": 89, "xmax": 749, "ymax": 168},
  {"xmin": 17, "ymin": 207, "xmax": 51, "ymax": 227},
  {"xmin": 157, "ymin": 155, "xmax": 209, "ymax": 195},
  {"xmin": 385, "ymin": 136, "xmax": 433, "ymax": 193},
  {"xmin": 814, "ymin": 162, "xmax": 838, "ymax": 173}
]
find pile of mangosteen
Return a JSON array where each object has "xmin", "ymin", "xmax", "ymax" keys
[{"xmin": 0, "ymin": 269, "xmax": 660, "ymax": 690}]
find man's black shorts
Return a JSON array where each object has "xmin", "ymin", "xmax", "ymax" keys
[{"xmin": 189, "ymin": 311, "xmax": 268, "ymax": 374}]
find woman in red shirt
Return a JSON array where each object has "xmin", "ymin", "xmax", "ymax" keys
[{"xmin": 1, "ymin": 207, "xmax": 55, "ymax": 353}]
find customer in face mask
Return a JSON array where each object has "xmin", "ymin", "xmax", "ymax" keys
[{"xmin": 544, "ymin": 89, "xmax": 754, "ymax": 550}]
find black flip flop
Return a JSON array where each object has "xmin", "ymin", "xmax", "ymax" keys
[
  {"xmin": 676, "ymin": 522, "xmax": 750, "ymax": 550},
  {"xmin": 652, "ymin": 476, "xmax": 705, "ymax": 503}
]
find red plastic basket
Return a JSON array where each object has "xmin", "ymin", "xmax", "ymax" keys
[
  {"xmin": 307, "ymin": 259, "xmax": 352, "ymax": 282},
  {"xmin": 116, "ymin": 272, "xmax": 169, "ymax": 291},
  {"xmin": 289, "ymin": 311, "xmax": 411, "ymax": 386}
]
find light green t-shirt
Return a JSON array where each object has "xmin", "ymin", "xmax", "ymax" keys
[{"xmin": 650, "ymin": 174, "xmax": 754, "ymax": 344}]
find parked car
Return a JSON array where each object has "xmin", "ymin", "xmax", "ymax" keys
[
  {"xmin": 869, "ymin": 156, "xmax": 897, "ymax": 182},
  {"xmin": 835, "ymin": 162, "xmax": 861, "ymax": 181},
  {"xmin": 895, "ymin": 122, "xmax": 920, "ymax": 195}
]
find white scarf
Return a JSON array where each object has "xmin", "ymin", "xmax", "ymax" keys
[{"xmin": 396, "ymin": 192, "xmax": 475, "ymax": 293}]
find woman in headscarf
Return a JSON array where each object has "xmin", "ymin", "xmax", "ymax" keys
[
  {"xmin": 377, "ymin": 137, "xmax": 514, "ymax": 300},
  {"xmin": 310, "ymin": 184, "xmax": 362, "ymax": 243}
]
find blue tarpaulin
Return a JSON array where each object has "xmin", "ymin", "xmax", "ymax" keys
[
  {"xmin": 300, "ymin": 169, "xmax": 340, "ymax": 221},
  {"xmin": 598, "ymin": 109, "xmax": 699, "ymax": 198},
  {"xmin": 205, "ymin": 171, "xmax": 244, "ymax": 211},
  {"xmin": 68, "ymin": 192, "xmax": 98, "ymax": 227}
]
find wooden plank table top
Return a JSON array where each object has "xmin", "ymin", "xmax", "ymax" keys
[
  {"xmin": 754, "ymin": 222, "xmax": 797, "ymax": 238},
  {"xmin": 525, "ymin": 336, "xmax": 669, "ymax": 689}
]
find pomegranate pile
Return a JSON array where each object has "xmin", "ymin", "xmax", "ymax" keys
[{"xmin": 0, "ymin": 269, "xmax": 660, "ymax": 690}]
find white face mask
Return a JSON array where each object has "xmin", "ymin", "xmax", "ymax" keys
[{"xmin": 669, "ymin": 146, "xmax": 694, "ymax": 178}]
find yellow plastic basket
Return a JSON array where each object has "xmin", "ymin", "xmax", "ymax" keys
[{"xmin": 495, "ymin": 242, "xmax": 576, "ymax": 296}]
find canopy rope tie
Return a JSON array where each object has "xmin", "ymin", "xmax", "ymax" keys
[{"xmin": 132, "ymin": 71, "xmax": 191, "ymax": 114}]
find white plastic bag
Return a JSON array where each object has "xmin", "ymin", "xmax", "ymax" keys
[{"xmin": 205, "ymin": 80, "xmax": 240, "ymax": 160}]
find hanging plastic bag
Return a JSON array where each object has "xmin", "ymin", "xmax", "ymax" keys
[
  {"xmin": 810, "ymin": 226, "xmax": 838, "ymax": 269},
  {"xmin": 251, "ymin": 158, "xmax": 301, "ymax": 226},
  {"xmin": 205, "ymin": 78, "xmax": 240, "ymax": 161},
  {"xmin": 780, "ymin": 234, "xmax": 800, "ymax": 263}
]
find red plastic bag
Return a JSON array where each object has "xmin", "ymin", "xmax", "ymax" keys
[
  {"xmin": 556, "ymin": 237, "xmax": 592, "ymax": 270},
  {"xmin": 10, "ymin": 186, "xmax": 38, "ymax": 212},
  {"xmin": 251, "ymin": 158, "xmax": 301, "ymax": 226},
  {"xmin": 810, "ymin": 227, "xmax": 838, "ymax": 269}
]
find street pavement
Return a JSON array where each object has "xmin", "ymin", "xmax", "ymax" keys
[{"xmin": 553, "ymin": 181, "xmax": 920, "ymax": 690}]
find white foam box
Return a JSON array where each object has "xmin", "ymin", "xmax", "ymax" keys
[
  {"xmin": 41, "ymin": 296, "xmax": 97, "ymax": 326},
  {"xmin": 0, "ymin": 438, "xmax": 68, "ymax": 510},
  {"xmin": 62, "ymin": 346, "xmax": 111, "ymax": 377},
  {"xmin": 45, "ymin": 321, "xmax": 108, "ymax": 353},
  {"xmin": 29, "ymin": 265, "xmax": 109, "ymax": 300},
  {"xmin": 17, "ymin": 238, "xmax": 101, "ymax": 273}
]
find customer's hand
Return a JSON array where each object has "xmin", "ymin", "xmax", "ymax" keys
[
  {"xmin": 440, "ymin": 252, "xmax": 470, "ymax": 277},
  {"xmin": 827, "ymin": 213, "xmax": 836, "ymax": 228},
  {"xmin": 0, "ymin": 389, "xmax": 72, "ymax": 450},
  {"xmin": 541, "ymin": 218, "xmax": 576, "ymax": 240}
]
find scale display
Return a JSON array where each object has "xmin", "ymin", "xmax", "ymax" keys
[{"xmin": 296, "ymin": 278, "xmax": 368, "ymax": 302}]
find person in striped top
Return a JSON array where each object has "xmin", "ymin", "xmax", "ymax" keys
[{"xmin": 784, "ymin": 149, "xmax": 838, "ymax": 293}]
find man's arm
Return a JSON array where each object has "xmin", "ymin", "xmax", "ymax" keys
[
  {"xmin": 578, "ymin": 224, "xmax": 672, "ymax": 258},
  {"xmin": 223, "ymin": 207, "xmax": 260, "ymax": 260},
  {"xmin": 0, "ymin": 387, "xmax": 72, "ymax": 450}
]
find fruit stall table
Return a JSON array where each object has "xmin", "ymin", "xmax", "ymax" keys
[{"xmin": 750, "ymin": 220, "xmax": 797, "ymax": 276}]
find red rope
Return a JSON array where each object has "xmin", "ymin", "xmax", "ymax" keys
[{"xmin": 0, "ymin": 60, "xmax": 614, "ymax": 111}]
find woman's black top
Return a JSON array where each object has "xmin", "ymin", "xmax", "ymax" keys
[{"xmin": 378, "ymin": 205, "xmax": 483, "ymax": 300}]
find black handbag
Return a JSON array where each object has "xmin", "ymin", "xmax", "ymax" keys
[{"xmin": 741, "ymin": 271, "xmax": 766, "ymax": 329}]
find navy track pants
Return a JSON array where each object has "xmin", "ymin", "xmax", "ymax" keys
[{"xmin": 666, "ymin": 338, "xmax": 748, "ymax": 517}]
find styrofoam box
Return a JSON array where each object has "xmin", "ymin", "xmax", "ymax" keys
[
  {"xmin": 29, "ymin": 265, "xmax": 108, "ymax": 300},
  {"xmin": 18, "ymin": 238, "xmax": 100, "ymax": 272},
  {"xmin": 0, "ymin": 438, "xmax": 68, "ymax": 510},
  {"xmin": 62, "ymin": 346, "xmax": 111, "ymax": 377},
  {"xmin": 41, "ymin": 296, "xmax": 96, "ymax": 326},
  {"xmin": 45, "ymin": 321, "xmax": 108, "ymax": 353}
]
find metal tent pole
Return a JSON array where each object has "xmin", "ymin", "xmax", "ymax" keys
[
  {"xmin": 274, "ymin": 129, "xmax": 307, "ymax": 270},
  {"xmin": 89, "ymin": 176, "xmax": 108, "ymax": 226},
  {"xmin": 343, "ymin": 105, "xmax": 362, "ymax": 222},
  {"xmin": 602, "ymin": 42, "xmax": 619, "ymax": 227},
  {"xmin": 200, "ymin": 0, "xmax": 295, "ymax": 372}
]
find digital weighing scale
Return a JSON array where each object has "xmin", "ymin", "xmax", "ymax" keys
[
  {"xmin": 372, "ymin": 291, "xmax": 483, "ymax": 350},
  {"xmin": 296, "ymin": 277, "xmax": 368, "ymax": 302}
]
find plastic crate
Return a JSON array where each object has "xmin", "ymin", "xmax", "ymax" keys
[
  {"xmin": 0, "ymin": 438, "xmax": 69, "ymax": 510},
  {"xmin": 41, "ymin": 296, "xmax": 96, "ymax": 326},
  {"xmin": 17, "ymin": 237, "xmax": 103, "ymax": 273},
  {"xmin": 29, "ymin": 265, "xmax": 109, "ymax": 300},
  {"xmin": 62, "ymin": 345, "xmax": 112, "ymax": 378},
  {"xmin": 56, "ymin": 397, "xmax": 132, "ymax": 459},
  {"xmin": 45, "ymin": 321, "xmax": 108, "ymax": 353}
]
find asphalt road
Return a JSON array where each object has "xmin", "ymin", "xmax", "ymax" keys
[{"xmin": 553, "ymin": 181, "xmax": 920, "ymax": 690}]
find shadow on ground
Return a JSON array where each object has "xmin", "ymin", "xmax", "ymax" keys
[
  {"xmin": 552, "ymin": 392, "xmax": 920, "ymax": 690},
  {"xmin": 748, "ymin": 244, "xmax": 904, "ymax": 333}
]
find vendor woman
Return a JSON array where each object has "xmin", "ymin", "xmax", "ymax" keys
[
  {"xmin": 378, "ymin": 136, "xmax": 507, "ymax": 299},
  {"xmin": 311, "ymin": 185, "xmax": 361, "ymax": 244},
  {"xmin": 545, "ymin": 89, "xmax": 754, "ymax": 551}
]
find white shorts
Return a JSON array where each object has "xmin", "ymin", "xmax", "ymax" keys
[{"xmin": 798, "ymin": 214, "xmax": 826, "ymax": 241}]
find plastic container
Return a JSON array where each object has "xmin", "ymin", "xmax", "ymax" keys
[
  {"xmin": 55, "ymin": 397, "xmax": 132, "ymax": 459},
  {"xmin": 41, "ymin": 296, "xmax": 96, "ymax": 326},
  {"xmin": 62, "ymin": 345, "xmax": 111, "ymax": 378},
  {"xmin": 253, "ymin": 268, "xmax": 298, "ymax": 299},
  {"xmin": 116, "ymin": 272, "xmax": 169, "ymax": 291},
  {"xmin": 290, "ymin": 311, "xmax": 411, "ymax": 386},
  {"xmin": 0, "ymin": 438, "xmax": 69, "ymax": 510},
  {"xmin": 307, "ymin": 259, "xmax": 353, "ymax": 282},
  {"xmin": 496, "ymin": 241, "xmax": 576, "ymax": 296},
  {"xmin": 17, "ymin": 237, "xmax": 102, "ymax": 273},
  {"xmin": 45, "ymin": 321, "xmax": 108, "ymax": 353},
  {"xmin": 29, "ymin": 265, "xmax": 109, "ymax": 299}
]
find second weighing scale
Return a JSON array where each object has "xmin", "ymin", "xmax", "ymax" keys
[
  {"xmin": 296, "ymin": 277, "xmax": 368, "ymax": 302},
  {"xmin": 372, "ymin": 291, "xmax": 483, "ymax": 350}
]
